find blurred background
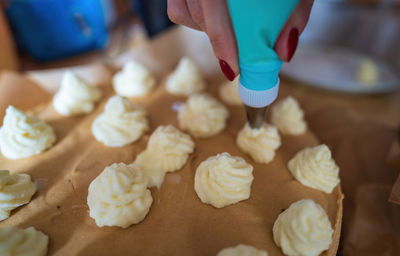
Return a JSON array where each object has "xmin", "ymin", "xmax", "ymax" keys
[{"xmin": 0, "ymin": 0, "xmax": 173, "ymax": 70}]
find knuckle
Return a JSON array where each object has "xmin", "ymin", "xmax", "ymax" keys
[
  {"xmin": 191, "ymin": 14, "xmax": 205, "ymax": 30},
  {"xmin": 167, "ymin": 3, "xmax": 183, "ymax": 24}
]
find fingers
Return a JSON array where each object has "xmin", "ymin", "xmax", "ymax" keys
[
  {"xmin": 201, "ymin": 0, "xmax": 239, "ymax": 80},
  {"xmin": 168, "ymin": 0, "xmax": 239, "ymax": 80},
  {"xmin": 167, "ymin": 0, "xmax": 202, "ymax": 31},
  {"xmin": 167, "ymin": 0, "xmax": 314, "ymax": 75},
  {"xmin": 275, "ymin": 0, "xmax": 314, "ymax": 62},
  {"xmin": 186, "ymin": 0, "xmax": 206, "ymax": 30}
]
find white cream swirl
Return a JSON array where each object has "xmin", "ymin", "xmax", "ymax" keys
[
  {"xmin": 113, "ymin": 60, "xmax": 156, "ymax": 97},
  {"xmin": 0, "ymin": 170, "xmax": 36, "ymax": 221},
  {"xmin": 178, "ymin": 94, "xmax": 229, "ymax": 138},
  {"xmin": 166, "ymin": 57, "xmax": 205, "ymax": 95},
  {"xmin": 271, "ymin": 96, "xmax": 307, "ymax": 135},
  {"xmin": 217, "ymin": 244, "xmax": 268, "ymax": 256},
  {"xmin": 288, "ymin": 144, "xmax": 340, "ymax": 193},
  {"xmin": 194, "ymin": 152, "xmax": 253, "ymax": 208},
  {"xmin": 92, "ymin": 96, "xmax": 149, "ymax": 147},
  {"xmin": 0, "ymin": 226, "xmax": 48, "ymax": 256},
  {"xmin": 53, "ymin": 71, "xmax": 102, "ymax": 116},
  {"xmin": 273, "ymin": 199, "xmax": 333, "ymax": 256},
  {"xmin": 134, "ymin": 125, "xmax": 194, "ymax": 188},
  {"xmin": 0, "ymin": 106, "xmax": 56, "ymax": 159},
  {"xmin": 219, "ymin": 77, "xmax": 242, "ymax": 105},
  {"xmin": 237, "ymin": 123, "xmax": 281, "ymax": 164},
  {"xmin": 87, "ymin": 163, "xmax": 152, "ymax": 228}
]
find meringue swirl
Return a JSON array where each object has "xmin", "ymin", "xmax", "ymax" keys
[
  {"xmin": 194, "ymin": 152, "xmax": 253, "ymax": 208},
  {"xmin": 134, "ymin": 125, "xmax": 194, "ymax": 188},
  {"xmin": 113, "ymin": 60, "xmax": 156, "ymax": 97},
  {"xmin": 178, "ymin": 94, "xmax": 229, "ymax": 138},
  {"xmin": 53, "ymin": 71, "xmax": 102, "ymax": 116},
  {"xmin": 0, "ymin": 106, "xmax": 56, "ymax": 159},
  {"xmin": 87, "ymin": 163, "xmax": 153, "ymax": 228},
  {"xmin": 0, "ymin": 170, "xmax": 36, "ymax": 221},
  {"xmin": 273, "ymin": 199, "xmax": 333, "ymax": 256},
  {"xmin": 166, "ymin": 57, "xmax": 205, "ymax": 95},
  {"xmin": 288, "ymin": 144, "xmax": 340, "ymax": 193},
  {"xmin": 0, "ymin": 226, "xmax": 48, "ymax": 256},
  {"xmin": 237, "ymin": 123, "xmax": 281, "ymax": 164},
  {"xmin": 271, "ymin": 96, "xmax": 307, "ymax": 135},
  {"xmin": 92, "ymin": 96, "xmax": 149, "ymax": 147}
]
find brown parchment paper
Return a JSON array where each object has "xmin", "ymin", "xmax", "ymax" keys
[
  {"xmin": 0, "ymin": 71, "xmax": 51, "ymax": 123},
  {"xmin": 0, "ymin": 28, "xmax": 343, "ymax": 256},
  {"xmin": 0, "ymin": 69, "xmax": 342, "ymax": 256}
]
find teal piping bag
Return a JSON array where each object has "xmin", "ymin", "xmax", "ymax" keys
[{"xmin": 227, "ymin": 0, "xmax": 299, "ymax": 108}]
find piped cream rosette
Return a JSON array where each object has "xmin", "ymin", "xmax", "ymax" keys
[
  {"xmin": 113, "ymin": 60, "xmax": 156, "ymax": 97},
  {"xmin": 237, "ymin": 123, "xmax": 281, "ymax": 164},
  {"xmin": 194, "ymin": 152, "xmax": 254, "ymax": 208},
  {"xmin": 87, "ymin": 163, "xmax": 153, "ymax": 228},
  {"xmin": 92, "ymin": 95, "xmax": 149, "ymax": 147},
  {"xmin": 358, "ymin": 58, "xmax": 378, "ymax": 86},
  {"xmin": 219, "ymin": 77, "xmax": 242, "ymax": 106},
  {"xmin": 0, "ymin": 170, "xmax": 36, "ymax": 221},
  {"xmin": 0, "ymin": 106, "xmax": 56, "ymax": 159},
  {"xmin": 288, "ymin": 144, "xmax": 340, "ymax": 193},
  {"xmin": 0, "ymin": 226, "xmax": 48, "ymax": 256},
  {"xmin": 53, "ymin": 71, "xmax": 102, "ymax": 116},
  {"xmin": 178, "ymin": 94, "xmax": 229, "ymax": 138},
  {"xmin": 217, "ymin": 244, "xmax": 268, "ymax": 256},
  {"xmin": 134, "ymin": 125, "xmax": 195, "ymax": 188},
  {"xmin": 166, "ymin": 57, "xmax": 205, "ymax": 95},
  {"xmin": 273, "ymin": 199, "xmax": 333, "ymax": 256},
  {"xmin": 271, "ymin": 96, "xmax": 307, "ymax": 135}
]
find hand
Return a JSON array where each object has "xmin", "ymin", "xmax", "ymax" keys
[{"xmin": 167, "ymin": 0, "xmax": 314, "ymax": 81}]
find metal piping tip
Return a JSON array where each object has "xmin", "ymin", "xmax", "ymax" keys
[{"xmin": 245, "ymin": 105, "xmax": 269, "ymax": 129}]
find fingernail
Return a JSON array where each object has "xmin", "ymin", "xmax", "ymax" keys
[
  {"xmin": 287, "ymin": 28, "xmax": 299, "ymax": 62},
  {"xmin": 219, "ymin": 59, "xmax": 235, "ymax": 81}
]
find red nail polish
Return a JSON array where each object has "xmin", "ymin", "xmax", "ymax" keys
[
  {"xmin": 287, "ymin": 28, "xmax": 299, "ymax": 62},
  {"xmin": 219, "ymin": 59, "xmax": 235, "ymax": 81}
]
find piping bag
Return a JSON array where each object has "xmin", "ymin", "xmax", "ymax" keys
[{"xmin": 227, "ymin": 0, "xmax": 299, "ymax": 128}]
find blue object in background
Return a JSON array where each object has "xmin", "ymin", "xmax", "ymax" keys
[{"xmin": 6, "ymin": 0, "xmax": 108, "ymax": 61}]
